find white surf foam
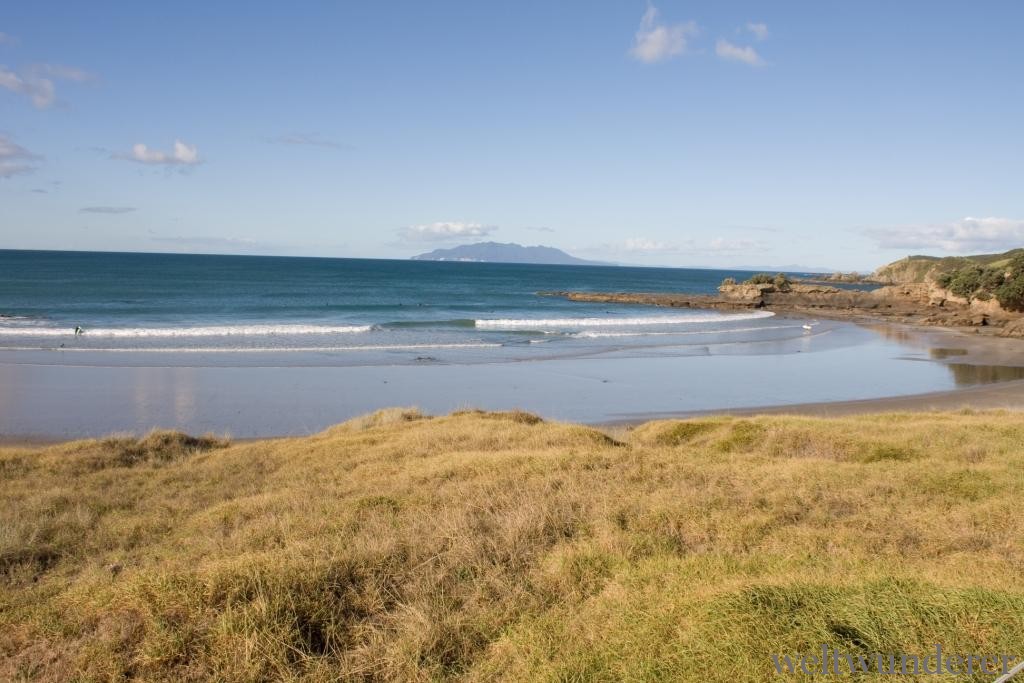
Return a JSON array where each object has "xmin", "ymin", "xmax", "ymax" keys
[
  {"xmin": 572, "ymin": 323, "xmax": 797, "ymax": 339},
  {"xmin": 475, "ymin": 311, "xmax": 774, "ymax": 329},
  {"xmin": 0, "ymin": 342, "xmax": 501, "ymax": 353},
  {"xmin": 0, "ymin": 323, "xmax": 374, "ymax": 338}
]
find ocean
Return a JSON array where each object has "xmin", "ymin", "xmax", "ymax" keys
[{"xmin": 0, "ymin": 250, "xmax": 795, "ymax": 364}]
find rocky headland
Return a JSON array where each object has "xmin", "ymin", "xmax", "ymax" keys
[{"xmin": 540, "ymin": 276, "xmax": 1024, "ymax": 339}]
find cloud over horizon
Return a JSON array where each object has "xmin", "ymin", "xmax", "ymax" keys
[
  {"xmin": 617, "ymin": 236, "xmax": 766, "ymax": 255},
  {"xmin": 267, "ymin": 133, "xmax": 350, "ymax": 149},
  {"xmin": 629, "ymin": 6, "xmax": 698, "ymax": 64},
  {"xmin": 152, "ymin": 235, "xmax": 260, "ymax": 247},
  {"xmin": 80, "ymin": 206, "xmax": 136, "ymax": 214},
  {"xmin": 398, "ymin": 221, "xmax": 497, "ymax": 242},
  {"xmin": 116, "ymin": 140, "xmax": 201, "ymax": 166},
  {"xmin": 864, "ymin": 217, "xmax": 1024, "ymax": 254},
  {"xmin": 0, "ymin": 135, "xmax": 40, "ymax": 178}
]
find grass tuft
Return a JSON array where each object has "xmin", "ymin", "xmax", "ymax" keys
[{"xmin": 329, "ymin": 407, "xmax": 425, "ymax": 433}]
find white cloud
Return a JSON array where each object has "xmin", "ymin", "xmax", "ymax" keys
[
  {"xmin": 715, "ymin": 39, "xmax": 764, "ymax": 67},
  {"xmin": 864, "ymin": 217, "xmax": 1024, "ymax": 253},
  {"xmin": 629, "ymin": 6, "xmax": 698, "ymax": 64},
  {"xmin": 0, "ymin": 66, "xmax": 54, "ymax": 107},
  {"xmin": 117, "ymin": 140, "xmax": 201, "ymax": 166},
  {"xmin": 0, "ymin": 135, "xmax": 40, "ymax": 178},
  {"xmin": 152, "ymin": 236, "xmax": 262, "ymax": 249},
  {"xmin": 624, "ymin": 237, "xmax": 677, "ymax": 252},
  {"xmin": 706, "ymin": 237, "xmax": 763, "ymax": 252},
  {"xmin": 398, "ymin": 221, "xmax": 497, "ymax": 242},
  {"xmin": 745, "ymin": 22, "xmax": 769, "ymax": 41},
  {"xmin": 620, "ymin": 237, "xmax": 764, "ymax": 254},
  {"xmin": 80, "ymin": 206, "xmax": 136, "ymax": 214},
  {"xmin": 30, "ymin": 63, "xmax": 95, "ymax": 82},
  {"xmin": 0, "ymin": 63, "xmax": 94, "ymax": 108},
  {"xmin": 267, "ymin": 133, "xmax": 351, "ymax": 149}
]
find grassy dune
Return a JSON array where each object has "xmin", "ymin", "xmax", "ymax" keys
[{"xmin": 2, "ymin": 409, "xmax": 1023, "ymax": 681}]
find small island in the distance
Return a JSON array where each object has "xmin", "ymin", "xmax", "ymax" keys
[{"xmin": 411, "ymin": 241, "xmax": 605, "ymax": 266}]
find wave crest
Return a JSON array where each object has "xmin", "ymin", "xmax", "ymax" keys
[
  {"xmin": 0, "ymin": 324, "xmax": 374, "ymax": 338},
  {"xmin": 475, "ymin": 311, "xmax": 774, "ymax": 329}
]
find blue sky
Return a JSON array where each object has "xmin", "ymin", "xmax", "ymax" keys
[{"xmin": 1, "ymin": 1, "xmax": 1022, "ymax": 270}]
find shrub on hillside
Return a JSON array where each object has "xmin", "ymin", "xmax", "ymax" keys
[
  {"xmin": 981, "ymin": 268, "xmax": 1006, "ymax": 291},
  {"xmin": 936, "ymin": 262, "xmax": 1010, "ymax": 302},
  {"xmin": 996, "ymin": 276, "xmax": 1024, "ymax": 312},
  {"xmin": 945, "ymin": 266, "xmax": 984, "ymax": 298}
]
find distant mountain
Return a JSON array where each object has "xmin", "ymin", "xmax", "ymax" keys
[{"xmin": 411, "ymin": 242, "xmax": 605, "ymax": 266}]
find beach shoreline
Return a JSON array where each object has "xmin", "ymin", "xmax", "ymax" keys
[
  {"xmin": 6, "ymin": 380, "xmax": 1024, "ymax": 446},
  {"xmin": 4, "ymin": 317, "xmax": 1024, "ymax": 443},
  {"xmin": 603, "ymin": 377, "xmax": 1024, "ymax": 425}
]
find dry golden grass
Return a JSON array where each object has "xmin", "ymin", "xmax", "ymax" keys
[{"xmin": 1, "ymin": 410, "xmax": 1023, "ymax": 681}]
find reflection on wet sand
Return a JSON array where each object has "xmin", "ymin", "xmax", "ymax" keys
[
  {"xmin": 946, "ymin": 363, "xmax": 1024, "ymax": 387},
  {"xmin": 861, "ymin": 323, "xmax": 1024, "ymax": 387},
  {"xmin": 929, "ymin": 348, "xmax": 968, "ymax": 359},
  {"xmin": 861, "ymin": 324, "xmax": 916, "ymax": 345}
]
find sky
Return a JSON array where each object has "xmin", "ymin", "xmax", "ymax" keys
[{"xmin": 1, "ymin": 1, "xmax": 1022, "ymax": 271}]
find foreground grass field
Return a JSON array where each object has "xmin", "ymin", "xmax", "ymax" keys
[{"xmin": 2, "ymin": 409, "xmax": 1023, "ymax": 681}]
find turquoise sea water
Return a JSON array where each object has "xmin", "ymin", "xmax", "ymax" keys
[
  {"xmin": 9, "ymin": 249, "xmax": 1021, "ymax": 437},
  {"xmin": 0, "ymin": 250, "xmax": 801, "ymax": 364}
]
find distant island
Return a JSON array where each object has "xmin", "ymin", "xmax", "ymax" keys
[{"xmin": 411, "ymin": 242, "xmax": 604, "ymax": 266}]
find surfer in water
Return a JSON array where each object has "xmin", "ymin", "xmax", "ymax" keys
[{"xmin": 74, "ymin": 325, "xmax": 84, "ymax": 336}]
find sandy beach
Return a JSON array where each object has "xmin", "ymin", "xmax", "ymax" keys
[
  {"xmin": 3, "ymin": 317, "xmax": 1024, "ymax": 441},
  {"xmin": 612, "ymin": 376, "xmax": 1024, "ymax": 423}
]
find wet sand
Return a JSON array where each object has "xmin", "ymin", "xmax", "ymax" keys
[
  {"xmin": 608, "ymin": 377, "xmax": 1024, "ymax": 424},
  {"xmin": 607, "ymin": 324, "xmax": 1024, "ymax": 422},
  {"xmin": 3, "ymin": 320, "xmax": 1023, "ymax": 441}
]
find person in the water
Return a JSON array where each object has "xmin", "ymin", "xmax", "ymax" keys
[{"xmin": 74, "ymin": 326, "xmax": 83, "ymax": 336}]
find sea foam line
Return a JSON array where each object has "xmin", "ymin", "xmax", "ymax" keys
[
  {"xmin": 0, "ymin": 324, "xmax": 374, "ymax": 338},
  {"xmin": 0, "ymin": 342, "xmax": 502, "ymax": 353},
  {"xmin": 572, "ymin": 323, "xmax": 799, "ymax": 339},
  {"xmin": 475, "ymin": 311, "xmax": 774, "ymax": 329}
]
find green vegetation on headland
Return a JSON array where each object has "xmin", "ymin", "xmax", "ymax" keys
[
  {"xmin": 934, "ymin": 252, "xmax": 1024, "ymax": 311},
  {"xmin": 3, "ymin": 409, "xmax": 1022, "ymax": 681},
  {"xmin": 867, "ymin": 246, "xmax": 1024, "ymax": 311},
  {"xmin": 871, "ymin": 247, "xmax": 1024, "ymax": 287}
]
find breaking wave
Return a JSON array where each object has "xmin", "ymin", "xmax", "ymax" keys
[
  {"xmin": 474, "ymin": 311, "xmax": 774, "ymax": 329},
  {"xmin": 0, "ymin": 323, "xmax": 374, "ymax": 338}
]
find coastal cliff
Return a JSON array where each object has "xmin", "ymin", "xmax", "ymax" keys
[{"xmin": 871, "ymin": 248, "xmax": 1024, "ymax": 284}]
